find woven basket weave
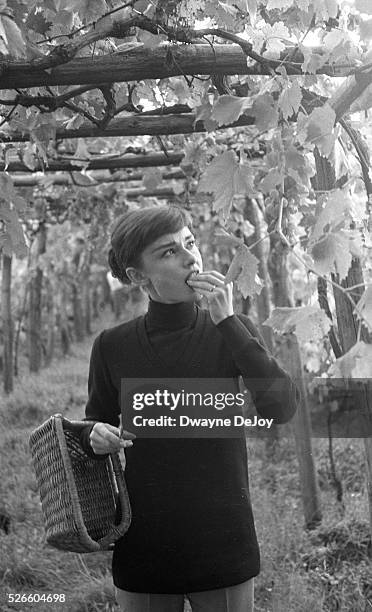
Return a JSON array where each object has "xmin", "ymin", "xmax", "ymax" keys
[{"xmin": 29, "ymin": 414, "xmax": 131, "ymax": 553}]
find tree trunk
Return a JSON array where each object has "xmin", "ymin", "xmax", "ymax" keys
[
  {"xmin": 314, "ymin": 149, "xmax": 372, "ymax": 540},
  {"xmin": 92, "ymin": 285, "xmax": 99, "ymax": 319},
  {"xmin": 83, "ymin": 276, "xmax": 91, "ymax": 335},
  {"xmin": 13, "ymin": 275, "xmax": 29, "ymax": 378},
  {"xmin": 28, "ymin": 223, "xmax": 47, "ymax": 373},
  {"xmin": 1, "ymin": 254, "xmax": 13, "ymax": 394},
  {"xmin": 72, "ymin": 282, "xmax": 85, "ymax": 342},
  {"xmin": 267, "ymin": 232, "xmax": 322, "ymax": 528},
  {"xmin": 58, "ymin": 271, "xmax": 71, "ymax": 356},
  {"xmin": 44, "ymin": 277, "xmax": 55, "ymax": 366}
]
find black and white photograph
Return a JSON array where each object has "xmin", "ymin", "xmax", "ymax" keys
[{"xmin": 1, "ymin": 1, "xmax": 372, "ymax": 611}]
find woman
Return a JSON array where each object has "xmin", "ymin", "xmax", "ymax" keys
[{"xmin": 79, "ymin": 205, "xmax": 299, "ymax": 612}]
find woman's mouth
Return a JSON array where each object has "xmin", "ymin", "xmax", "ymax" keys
[{"xmin": 185, "ymin": 270, "xmax": 199, "ymax": 286}]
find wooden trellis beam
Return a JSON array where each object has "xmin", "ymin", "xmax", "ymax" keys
[
  {"xmin": 0, "ymin": 113, "xmax": 256, "ymax": 142},
  {"xmin": 5, "ymin": 143, "xmax": 265, "ymax": 173},
  {"xmin": 11, "ymin": 168, "xmax": 187, "ymax": 187},
  {"xmin": 0, "ymin": 44, "xmax": 356, "ymax": 90},
  {"xmin": 3, "ymin": 152, "xmax": 184, "ymax": 173}
]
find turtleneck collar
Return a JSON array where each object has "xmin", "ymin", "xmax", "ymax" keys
[{"xmin": 145, "ymin": 298, "xmax": 197, "ymax": 331}]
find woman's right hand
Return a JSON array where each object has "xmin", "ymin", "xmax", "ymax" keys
[{"xmin": 89, "ymin": 422, "xmax": 136, "ymax": 455}]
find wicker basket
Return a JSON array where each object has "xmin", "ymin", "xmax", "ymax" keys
[{"xmin": 29, "ymin": 414, "xmax": 131, "ymax": 553}]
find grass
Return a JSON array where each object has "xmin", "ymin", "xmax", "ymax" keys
[{"xmin": 1, "ymin": 309, "xmax": 372, "ymax": 611}]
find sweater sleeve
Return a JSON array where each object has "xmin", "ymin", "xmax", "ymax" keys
[
  {"xmin": 79, "ymin": 331, "xmax": 121, "ymax": 459},
  {"xmin": 216, "ymin": 314, "xmax": 299, "ymax": 424}
]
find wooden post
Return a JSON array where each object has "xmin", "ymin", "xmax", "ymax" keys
[
  {"xmin": 1, "ymin": 253, "xmax": 13, "ymax": 394},
  {"xmin": 280, "ymin": 333, "xmax": 322, "ymax": 527}
]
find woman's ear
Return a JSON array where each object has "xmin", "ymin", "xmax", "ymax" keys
[{"xmin": 125, "ymin": 266, "xmax": 149, "ymax": 287}]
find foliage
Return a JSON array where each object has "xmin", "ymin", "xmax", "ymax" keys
[{"xmin": 0, "ymin": 0, "xmax": 370, "ymax": 375}]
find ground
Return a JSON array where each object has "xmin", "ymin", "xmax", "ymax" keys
[{"xmin": 0, "ymin": 308, "xmax": 371, "ymax": 611}]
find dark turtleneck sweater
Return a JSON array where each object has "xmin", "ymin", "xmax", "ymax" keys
[{"xmin": 80, "ymin": 300, "xmax": 299, "ymax": 593}]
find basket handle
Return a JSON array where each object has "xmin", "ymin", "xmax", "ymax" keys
[
  {"xmin": 57, "ymin": 415, "xmax": 132, "ymax": 550},
  {"xmin": 96, "ymin": 453, "xmax": 132, "ymax": 549}
]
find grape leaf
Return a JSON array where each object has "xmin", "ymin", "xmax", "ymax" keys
[
  {"xmin": 310, "ymin": 232, "xmax": 352, "ymax": 280},
  {"xmin": 193, "ymin": 101, "xmax": 218, "ymax": 132},
  {"xmin": 301, "ymin": 47, "xmax": 328, "ymax": 74},
  {"xmin": 225, "ymin": 244, "xmax": 262, "ymax": 298},
  {"xmin": 285, "ymin": 146, "xmax": 315, "ymax": 186},
  {"xmin": 354, "ymin": 286, "xmax": 372, "ymax": 331},
  {"xmin": 211, "ymin": 95, "xmax": 252, "ymax": 126},
  {"xmin": 262, "ymin": 22, "xmax": 290, "ymax": 58},
  {"xmin": 25, "ymin": 10, "xmax": 53, "ymax": 34},
  {"xmin": 197, "ymin": 151, "xmax": 256, "ymax": 217},
  {"xmin": 306, "ymin": 103, "xmax": 336, "ymax": 157},
  {"xmin": 259, "ymin": 168, "xmax": 282, "ymax": 192},
  {"xmin": 308, "ymin": 189, "xmax": 354, "ymax": 246},
  {"xmin": 250, "ymin": 94, "xmax": 279, "ymax": 131},
  {"xmin": 328, "ymin": 341, "xmax": 372, "ymax": 378},
  {"xmin": 278, "ymin": 80, "xmax": 302, "ymax": 120},
  {"xmin": 263, "ymin": 305, "xmax": 331, "ymax": 343}
]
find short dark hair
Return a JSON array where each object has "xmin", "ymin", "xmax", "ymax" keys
[{"xmin": 108, "ymin": 205, "xmax": 193, "ymax": 284}]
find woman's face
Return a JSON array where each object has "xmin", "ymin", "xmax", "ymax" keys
[{"xmin": 128, "ymin": 226, "xmax": 203, "ymax": 303}]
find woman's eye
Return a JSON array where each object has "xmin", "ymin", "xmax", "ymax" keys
[
  {"xmin": 163, "ymin": 248, "xmax": 175, "ymax": 256},
  {"xmin": 188, "ymin": 240, "xmax": 196, "ymax": 248}
]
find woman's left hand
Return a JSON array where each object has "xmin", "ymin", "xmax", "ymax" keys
[{"xmin": 187, "ymin": 270, "xmax": 233, "ymax": 325}]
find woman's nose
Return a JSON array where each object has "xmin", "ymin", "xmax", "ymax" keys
[{"xmin": 181, "ymin": 246, "xmax": 197, "ymax": 265}]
